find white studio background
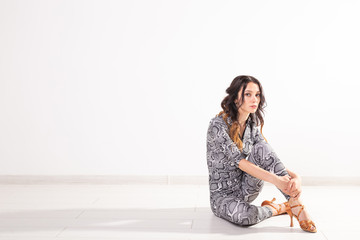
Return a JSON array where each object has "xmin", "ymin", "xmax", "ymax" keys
[{"xmin": 0, "ymin": 0, "xmax": 359, "ymax": 177}]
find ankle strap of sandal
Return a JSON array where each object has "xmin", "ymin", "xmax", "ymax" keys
[{"xmin": 289, "ymin": 204, "xmax": 305, "ymax": 218}]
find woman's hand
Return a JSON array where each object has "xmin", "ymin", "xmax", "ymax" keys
[
  {"xmin": 286, "ymin": 176, "xmax": 302, "ymax": 200},
  {"xmin": 274, "ymin": 175, "xmax": 291, "ymax": 195}
]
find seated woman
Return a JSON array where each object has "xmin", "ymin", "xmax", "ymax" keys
[{"xmin": 206, "ymin": 75, "xmax": 316, "ymax": 233}]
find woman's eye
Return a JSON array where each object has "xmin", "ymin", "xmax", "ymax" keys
[{"xmin": 245, "ymin": 93, "xmax": 260, "ymax": 97}]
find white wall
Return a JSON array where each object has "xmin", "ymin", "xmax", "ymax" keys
[{"xmin": 1, "ymin": 0, "xmax": 359, "ymax": 177}]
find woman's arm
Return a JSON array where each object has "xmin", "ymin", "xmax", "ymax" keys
[{"xmin": 238, "ymin": 159, "xmax": 291, "ymax": 195}]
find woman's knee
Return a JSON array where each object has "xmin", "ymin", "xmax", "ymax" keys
[
  {"xmin": 252, "ymin": 140, "xmax": 273, "ymax": 154},
  {"xmin": 223, "ymin": 201, "xmax": 261, "ymax": 226},
  {"xmin": 248, "ymin": 142, "xmax": 278, "ymax": 169},
  {"xmin": 234, "ymin": 205, "xmax": 261, "ymax": 226}
]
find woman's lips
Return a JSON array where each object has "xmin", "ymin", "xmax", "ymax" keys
[{"xmin": 250, "ymin": 105, "xmax": 257, "ymax": 108}]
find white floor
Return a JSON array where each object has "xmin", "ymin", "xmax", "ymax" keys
[{"xmin": 0, "ymin": 184, "xmax": 359, "ymax": 240}]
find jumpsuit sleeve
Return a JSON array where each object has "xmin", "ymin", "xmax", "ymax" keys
[{"xmin": 207, "ymin": 118, "xmax": 247, "ymax": 168}]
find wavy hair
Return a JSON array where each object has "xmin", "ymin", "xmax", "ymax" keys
[{"xmin": 217, "ymin": 75, "xmax": 268, "ymax": 151}]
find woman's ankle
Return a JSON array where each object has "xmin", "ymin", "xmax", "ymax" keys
[
  {"xmin": 288, "ymin": 197, "xmax": 302, "ymax": 206},
  {"xmin": 264, "ymin": 205, "xmax": 277, "ymax": 216}
]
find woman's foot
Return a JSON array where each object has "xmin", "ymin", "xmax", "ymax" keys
[
  {"xmin": 287, "ymin": 197, "xmax": 316, "ymax": 233},
  {"xmin": 261, "ymin": 198, "xmax": 287, "ymax": 216}
]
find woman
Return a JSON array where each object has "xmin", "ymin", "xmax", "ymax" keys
[{"xmin": 206, "ymin": 75, "xmax": 316, "ymax": 233}]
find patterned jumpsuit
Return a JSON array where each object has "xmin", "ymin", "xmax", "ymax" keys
[{"xmin": 206, "ymin": 114, "xmax": 290, "ymax": 226}]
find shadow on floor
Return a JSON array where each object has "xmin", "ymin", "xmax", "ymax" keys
[{"xmin": 0, "ymin": 207, "xmax": 305, "ymax": 235}]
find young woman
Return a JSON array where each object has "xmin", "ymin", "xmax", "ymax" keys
[{"xmin": 206, "ymin": 75, "xmax": 316, "ymax": 233}]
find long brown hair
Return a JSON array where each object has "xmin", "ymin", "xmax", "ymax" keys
[{"xmin": 217, "ymin": 75, "xmax": 268, "ymax": 151}]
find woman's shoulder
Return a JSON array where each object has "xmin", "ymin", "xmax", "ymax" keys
[{"xmin": 208, "ymin": 114, "xmax": 231, "ymax": 128}]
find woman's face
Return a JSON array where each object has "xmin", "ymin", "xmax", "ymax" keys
[{"xmin": 235, "ymin": 82, "xmax": 260, "ymax": 114}]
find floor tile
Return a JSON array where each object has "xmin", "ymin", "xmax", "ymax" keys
[{"xmin": 0, "ymin": 184, "xmax": 359, "ymax": 239}]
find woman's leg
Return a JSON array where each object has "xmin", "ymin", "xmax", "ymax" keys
[
  {"xmin": 239, "ymin": 169, "xmax": 266, "ymax": 203},
  {"xmin": 210, "ymin": 141, "xmax": 294, "ymax": 226},
  {"xmin": 247, "ymin": 141, "xmax": 291, "ymax": 200},
  {"xmin": 210, "ymin": 193, "xmax": 273, "ymax": 226}
]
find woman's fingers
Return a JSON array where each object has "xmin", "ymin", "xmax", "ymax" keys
[
  {"xmin": 286, "ymin": 179, "xmax": 295, "ymax": 193},
  {"xmin": 290, "ymin": 189, "xmax": 301, "ymax": 199},
  {"xmin": 290, "ymin": 180, "xmax": 296, "ymax": 192},
  {"xmin": 293, "ymin": 192, "xmax": 301, "ymax": 200},
  {"xmin": 286, "ymin": 180, "xmax": 292, "ymax": 192}
]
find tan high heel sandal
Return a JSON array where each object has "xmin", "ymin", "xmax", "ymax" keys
[
  {"xmin": 261, "ymin": 197, "xmax": 287, "ymax": 216},
  {"xmin": 284, "ymin": 202, "xmax": 317, "ymax": 233}
]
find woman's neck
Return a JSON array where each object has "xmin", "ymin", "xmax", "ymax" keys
[{"xmin": 237, "ymin": 113, "xmax": 249, "ymax": 126}]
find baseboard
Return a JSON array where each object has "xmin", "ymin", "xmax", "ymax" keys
[{"xmin": 0, "ymin": 175, "xmax": 359, "ymax": 185}]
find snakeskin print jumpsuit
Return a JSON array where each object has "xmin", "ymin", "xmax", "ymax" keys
[{"xmin": 206, "ymin": 114, "xmax": 290, "ymax": 226}]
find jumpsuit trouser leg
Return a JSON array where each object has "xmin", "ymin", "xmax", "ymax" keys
[{"xmin": 212, "ymin": 140, "xmax": 291, "ymax": 226}]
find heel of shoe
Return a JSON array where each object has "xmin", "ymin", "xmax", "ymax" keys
[
  {"xmin": 261, "ymin": 198, "xmax": 286, "ymax": 216},
  {"xmin": 261, "ymin": 197, "xmax": 276, "ymax": 207},
  {"xmin": 286, "ymin": 210, "xmax": 294, "ymax": 227},
  {"xmin": 284, "ymin": 202, "xmax": 294, "ymax": 227}
]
